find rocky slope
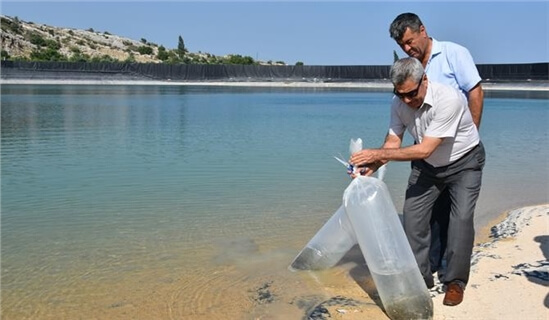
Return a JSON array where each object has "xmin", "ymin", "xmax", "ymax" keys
[
  {"xmin": 1, "ymin": 15, "xmax": 165, "ymax": 63},
  {"xmin": 1, "ymin": 15, "xmax": 278, "ymax": 65}
]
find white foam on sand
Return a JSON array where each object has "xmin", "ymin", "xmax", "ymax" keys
[{"xmin": 432, "ymin": 204, "xmax": 549, "ymax": 320}]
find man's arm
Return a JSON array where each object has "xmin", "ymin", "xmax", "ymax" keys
[
  {"xmin": 381, "ymin": 132, "xmax": 403, "ymax": 149},
  {"xmin": 468, "ymin": 83, "xmax": 484, "ymax": 129},
  {"xmin": 350, "ymin": 135, "xmax": 443, "ymax": 167},
  {"xmin": 444, "ymin": 42, "xmax": 484, "ymax": 128}
]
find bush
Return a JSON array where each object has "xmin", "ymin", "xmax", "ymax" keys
[
  {"xmin": 137, "ymin": 46, "xmax": 153, "ymax": 55},
  {"xmin": 225, "ymin": 54, "xmax": 255, "ymax": 65},
  {"xmin": 90, "ymin": 54, "xmax": 118, "ymax": 63},
  {"xmin": 30, "ymin": 47, "xmax": 65, "ymax": 61},
  {"xmin": 69, "ymin": 52, "xmax": 90, "ymax": 62},
  {"xmin": 1, "ymin": 17, "xmax": 22, "ymax": 34},
  {"xmin": 45, "ymin": 39, "xmax": 60, "ymax": 50},
  {"xmin": 1, "ymin": 50, "xmax": 10, "ymax": 60},
  {"xmin": 125, "ymin": 53, "xmax": 136, "ymax": 63},
  {"xmin": 29, "ymin": 32, "xmax": 47, "ymax": 47},
  {"xmin": 166, "ymin": 51, "xmax": 181, "ymax": 64},
  {"xmin": 156, "ymin": 45, "xmax": 169, "ymax": 61}
]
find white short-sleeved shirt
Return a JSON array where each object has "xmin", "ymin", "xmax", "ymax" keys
[
  {"xmin": 425, "ymin": 39, "xmax": 482, "ymax": 98},
  {"xmin": 389, "ymin": 81, "xmax": 480, "ymax": 167}
]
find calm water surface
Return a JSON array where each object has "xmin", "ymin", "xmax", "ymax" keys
[{"xmin": 1, "ymin": 84, "xmax": 548, "ymax": 319}]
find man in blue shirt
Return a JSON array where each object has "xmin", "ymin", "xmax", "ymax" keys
[
  {"xmin": 389, "ymin": 13, "xmax": 484, "ymax": 127},
  {"xmin": 388, "ymin": 13, "xmax": 484, "ymax": 306}
]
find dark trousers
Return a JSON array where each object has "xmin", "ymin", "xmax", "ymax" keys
[
  {"xmin": 429, "ymin": 190, "xmax": 450, "ymax": 274},
  {"xmin": 403, "ymin": 142, "xmax": 485, "ymax": 287}
]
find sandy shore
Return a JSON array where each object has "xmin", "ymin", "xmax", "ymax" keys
[
  {"xmin": 432, "ymin": 204, "xmax": 548, "ymax": 320},
  {"xmin": 312, "ymin": 204, "xmax": 548, "ymax": 320}
]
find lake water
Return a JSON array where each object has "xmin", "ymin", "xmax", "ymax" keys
[{"xmin": 1, "ymin": 84, "xmax": 548, "ymax": 319}]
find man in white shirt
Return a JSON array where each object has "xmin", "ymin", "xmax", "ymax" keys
[{"xmin": 350, "ymin": 57, "xmax": 485, "ymax": 306}]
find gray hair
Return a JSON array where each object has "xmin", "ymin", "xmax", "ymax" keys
[
  {"xmin": 389, "ymin": 12, "xmax": 423, "ymax": 41},
  {"xmin": 390, "ymin": 57, "xmax": 424, "ymax": 86}
]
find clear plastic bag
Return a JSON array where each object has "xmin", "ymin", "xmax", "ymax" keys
[
  {"xmin": 290, "ymin": 138, "xmax": 432, "ymax": 319},
  {"xmin": 343, "ymin": 176, "xmax": 433, "ymax": 320},
  {"xmin": 289, "ymin": 138, "xmax": 362, "ymax": 270},
  {"xmin": 289, "ymin": 204, "xmax": 355, "ymax": 270}
]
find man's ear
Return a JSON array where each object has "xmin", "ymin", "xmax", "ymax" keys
[{"xmin": 419, "ymin": 25, "xmax": 427, "ymax": 36}]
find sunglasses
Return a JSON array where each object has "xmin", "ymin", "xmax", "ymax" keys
[{"xmin": 393, "ymin": 75, "xmax": 424, "ymax": 99}]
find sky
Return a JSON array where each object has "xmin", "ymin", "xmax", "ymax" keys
[{"xmin": 1, "ymin": 1, "xmax": 548, "ymax": 66}]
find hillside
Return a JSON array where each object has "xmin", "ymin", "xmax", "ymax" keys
[{"xmin": 0, "ymin": 15, "xmax": 283, "ymax": 65}]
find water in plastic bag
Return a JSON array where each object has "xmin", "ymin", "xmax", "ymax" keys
[
  {"xmin": 343, "ymin": 176, "xmax": 433, "ymax": 320},
  {"xmin": 289, "ymin": 138, "xmax": 363, "ymax": 270}
]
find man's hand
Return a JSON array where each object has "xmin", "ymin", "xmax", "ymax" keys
[
  {"xmin": 349, "ymin": 163, "xmax": 380, "ymax": 178},
  {"xmin": 350, "ymin": 149, "xmax": 380, "ymax": 168},
  {"xmin": 349, "ymin": 150, "xmax": 383, "ymax": 178}
]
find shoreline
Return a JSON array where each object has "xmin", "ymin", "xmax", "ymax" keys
[
  {"xmin": 432, "ymin": 203, "xmax": 549, "ymax": 319},
  {"xmin": 312, "ymin": 204, "xmax": 548, "ymax": 320},
  {"xmin": 1, "ymin": 78, "xmax": 549, "ymax": 91}
]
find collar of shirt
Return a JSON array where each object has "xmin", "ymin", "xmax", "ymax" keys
[
  {"xmin": 419, "ymin": 80, "xmax": 435, "ymax": 111},
  {"xmin": 426, "ymin": 38, "xmax": 442, "ymax": 73},
  {"xmin": 430, "ymin": 38, "xmax": 442, "ymax": 59}
]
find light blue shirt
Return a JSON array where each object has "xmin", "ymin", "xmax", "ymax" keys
[{"xmin": 425, "ymin": 38, "xmax": 481, "ymax": 98}]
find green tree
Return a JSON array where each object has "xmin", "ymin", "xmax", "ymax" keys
[
  {"xmin": 177, "ymin": 35, "xmax": 186, "ymax": 57},
  {"xmin": 295, "ymin": 61, "xmax": 304, "ymax": 66},
  {"xmin": 393, "ymin": 50, "xmax": 400, "ymax": 63}
]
